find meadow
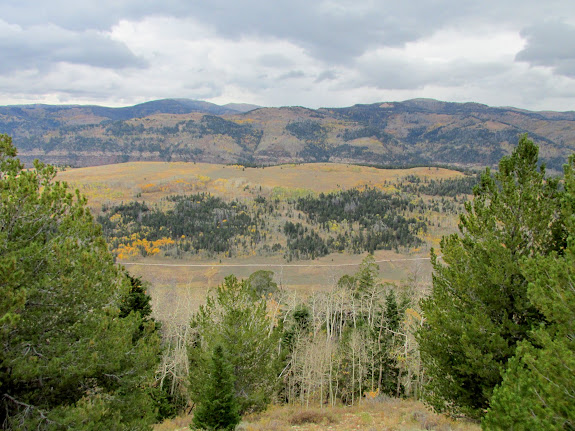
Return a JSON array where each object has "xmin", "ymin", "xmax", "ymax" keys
[
  {"xmin": 57, "ymin": 161, "xmax": 465, "ymax": 207},
  {"xmin": 57, "ymin": 162, "xmax": 465, "ymax": 320}
]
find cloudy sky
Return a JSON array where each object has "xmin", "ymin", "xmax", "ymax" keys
[{"xmin": 1, "ymin": 0, "xmax": 575, "ymax": 110}]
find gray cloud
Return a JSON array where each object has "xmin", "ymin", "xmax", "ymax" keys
[
  {"xmin": 516, "ymin": 21, "xmax": 575, "ymax": 77},
  {"xmin": 257, "ymin": 53, "xmax": 294, "ymax": 68},
  {"xmin": 0, "ymin": 0, "xmax": 190, "ymax": 31},
  {"xmin": 2, "ymin": 1, "xmax": 575, "ymax": 67},
  {"xmin": 0, "ymin": 1, "xmax": 511, "ymax": 65},
  {"xmin": 354, "ymin": 56, "xmax": 509, "ymax": 90},
  {"xmin": 0, "ymin": 22, "xmax": 146, "ymax": 73},
  {"xmin": 315, "ymin": 70, "xmax": 338, "ymax": 83},
  {"xmin": 278, "ymin": 70, "xmax": 306, "ymax": 80},
  {"xmin": 0, "ymin": 0, "xmax": 574, "ymax": 110},
  {"xmin": 185, "ymin": 1, "xmax": 451, "ymax": 64}
]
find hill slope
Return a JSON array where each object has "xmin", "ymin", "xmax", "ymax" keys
[{"xmin": 4, "ymin": 98, "xmax": 575, "ymax": 170}]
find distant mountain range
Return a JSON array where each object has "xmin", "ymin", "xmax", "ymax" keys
[{"xmin": 2, "ymin": 98, "xmax": 575, "ymax": 171}]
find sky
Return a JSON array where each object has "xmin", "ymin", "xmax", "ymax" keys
[{"xmin": 1, "ymin": 1, "xmax": 575, "ymax": 111}]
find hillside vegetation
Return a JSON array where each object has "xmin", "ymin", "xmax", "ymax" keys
[
  {"xmin": 53, "ymin": 162, "xmax": 472, "ymax": 316},
  {"xmin": 57, "ymin": 162, "xmax": 470, "ymax": 263},
  {"xmin": 6, "ymin": 98, "xmax": 575, "ymax": 171},
  {"xmin": 4, "ymin": 131, "xmax": 574, "ymax": 430}
]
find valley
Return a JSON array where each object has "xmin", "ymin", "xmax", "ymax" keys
[
  {"xmin": 57, "ymin": 161, "xmax": 471, "ymax": 321},
  {"xmin": 4, "ymin": 0, "xmax": 574, "ymax": 426}
]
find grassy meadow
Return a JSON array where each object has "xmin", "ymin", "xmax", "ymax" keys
[
  {"xmin": 57, "ymin": 162, "xmax": 464, "ymax": 321},
  {"xmin": 57, "ymin": 161, "xmax": 464, "ymax": 208}
]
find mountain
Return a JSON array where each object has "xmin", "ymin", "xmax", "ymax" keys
[
  {"xmin": 222, "ymin": 103, "xmax": 261, "ymax": 113},
  {"xmin": 0, "ymin": 98, "xmax": 240, "ymax": 123},
  {"xmin": 3, "ymin": 98, "xmax": 575, "ymax": 171}
]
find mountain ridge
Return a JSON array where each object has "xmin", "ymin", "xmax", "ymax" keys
[{"xmin": 2, "ymin": 98, "xmax": 575, "ymax": 171}]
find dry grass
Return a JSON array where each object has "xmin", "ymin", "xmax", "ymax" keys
[
  {"xmin": 240, "ymin": 400, "xmax": 481, "ymax": 431},
  {"xmin": 56, "ymin": 161, "xmax": 459, "ymax": 319},
  {"xmin": 57, "ymin": 162, "xmax": 464, "ymax": 210},
  {"xmin": 288, "ymin": 409, "xmax": 338, "ymax": 425},
  {"xmin": 153, "ymin": 414, "xmax": 193, "ymax": 431},
  {"xmin": 155, "ymin": 400, "xmax": 481, "ymax": 431},
  {"xmin": 123, "ymin": 248, "xmax": 433, "ymax": 323}
]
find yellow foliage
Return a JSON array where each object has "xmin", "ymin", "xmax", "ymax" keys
[
  {"xmin": 110, "ymin": 213, "xmax": 122, "ymax": 223},
  {"xmin": 327, "ymin": 220, "xmax": 341, "ymax": 233},
  {"xmin": 114, "ymin": 236, "xmax": 175, "ymax": 259},
  {"xmin": 196, "ymin": 174, "xmax": 211, "ymax": 184},
  {"xmin": 153, "ymin": 237, "xmax": 176, "ymax": 248},
  {"xmin": 365, "ymin": 388, "xmax": 380, "ymax": 399},
  {"xmin": 234, "ymin": 118, "xmax": 255, "ymax": 124},
  {"xmin": 406, "ymin": 308, "xmax": 422, "ymax": 320}
]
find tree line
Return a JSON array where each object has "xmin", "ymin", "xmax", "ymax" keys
[
  {"xmin": 294, "ymin": 187, "xmax": 427, "ymax": 253},
  {"xmin": 98, "ymin": 194, "xmax": 268, "ymax": 258},
  {"xmin": 397, "ymin": 173, "xmax": 481, "ymax": 197}
]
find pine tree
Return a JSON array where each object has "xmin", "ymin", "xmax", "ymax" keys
[
  {"xmin": 192, "ymin": 345, "xmax": 240, "ymax": 431},
  {"xmin": 377, "ymin": 290, "xmax": 402, "ymax": 396},
  {"xmin": 356, "ymin": 254, "xmax": 379, "ymax": 295},
  {"xmin": 483, "ymin": 156, "xmax": 575, "ymax": 430},
  {"xmin": 0, "ymin": 135, "xmax": 160, "ymax": 429},
  {"xmin": 416, "ymin": 136, "xmax": 565, "ymax": 418},
  {"xmin": 189, "ymin": 275, "xmax": 278, "ymax": 414},
  {"xmin": 120, "ymin": 273, "xmax": 154, "ymax": 320}
]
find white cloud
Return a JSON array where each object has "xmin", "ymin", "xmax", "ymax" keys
[
  {"xmin": 0, "ymin": 19, "xmax": 146, "ymax": 74},
  {"xmin": 0, "ymin": 1, "xmax": 574, "ymax": 110}
]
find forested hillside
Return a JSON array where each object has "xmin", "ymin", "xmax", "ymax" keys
[
  {"xmin": 5, "ymin": 98, "xmax": 575, "ymax": 171},
  {"xmin": 96, "ymin": 178, "xmax": 471, "ymax": 261}
]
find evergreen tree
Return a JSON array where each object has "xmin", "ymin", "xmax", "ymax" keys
[
  {"xmin": 356, "ymin": 254, "xmax": 379, "ymax": 295},
  {"xmin": 385, "ymin": 291, "xmax": 400, "ymax": 333},
  {"xmin": 189, "ymin": 275, "xmax": 278, "ymax": 414},
  {"xmin": 416, "ymin": 136, "xmax": 564, "ymax": 418},
  {"xmin": 120, "ymin": 273, "xmax": 153, "ymax": 320},
  {"xmin": 191, "ymin": 345, "xmax": 240, "ymax": 431},
  {"xmin": 0, "ymin": 135, "xmax": 160, "ymax": 429},
  {"xmin": 376, "ymin": 290, "xmax": 404, "ymax": 397},
  {"xmin": 483, "ymin": 156, "xmax": 575, "ymax": 430}
]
